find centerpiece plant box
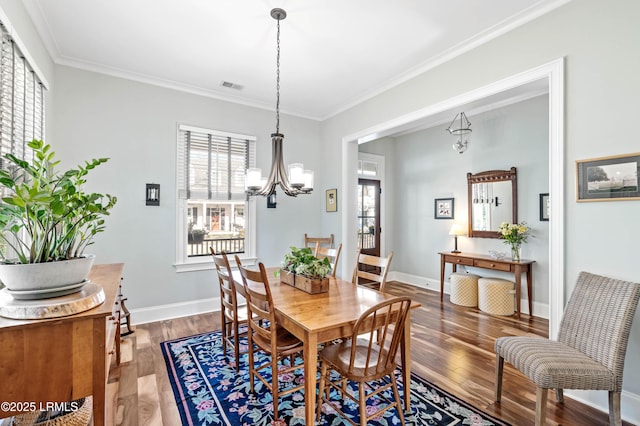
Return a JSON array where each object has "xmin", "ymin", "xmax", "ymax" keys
[
  {"xmin": 280, "ymin": 246, "xmax": 332, "ymax": 294},
  {"xmin": 279, "ymin": 269, "xmax": 329, "ymax": 294}
]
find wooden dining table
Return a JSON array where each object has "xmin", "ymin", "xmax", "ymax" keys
[{"xmin": 232, "ymin": 267, "xmax": 419, "ymax": 425}]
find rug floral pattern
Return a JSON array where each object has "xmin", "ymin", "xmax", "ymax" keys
[{"xmin": 161, "ymin": 331, "xmax": 510, "ymax": 426}]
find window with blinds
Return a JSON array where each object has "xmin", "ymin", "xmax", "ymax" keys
[
  {"xmin": 177, "ymin": 124, "xmax": 255, "ymax": 259},
  {"xmin": 177, "ymin": 125, "xmax": 254, "ymax": 201},
  {"xmin": 0, "ymin": 21, "xmax": 46, "ymax": 180}
]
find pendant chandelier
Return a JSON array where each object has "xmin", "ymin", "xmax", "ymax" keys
[
  {"xmin": 446, "ymin": 112, "xmax": 472, "ymax": 154},
  {"xmin": 245, "ymin": 8, "xmax": 313, "ymax": 197}
]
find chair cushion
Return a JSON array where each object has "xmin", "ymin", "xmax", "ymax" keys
[{"xmin": 495, "ymin": 336, "xmax": 616, "ymax": 390}]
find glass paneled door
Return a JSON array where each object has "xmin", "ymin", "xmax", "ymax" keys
[{"xmin": 357, "ymin": 179, "xmax": 380, "ymax": 257}]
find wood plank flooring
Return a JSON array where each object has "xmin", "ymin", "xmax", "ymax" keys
[{"xmin": 108, "ymin": 281, "xmax": 626, "ymax": 425}]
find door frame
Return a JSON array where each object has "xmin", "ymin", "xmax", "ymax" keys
[
  {"xmin": 340, "ymin": 58, "xmax": 564, "ymax": 338},
  {"xmin": 358, "ymin": 178, "xmax": 381, "ymax": 257}
]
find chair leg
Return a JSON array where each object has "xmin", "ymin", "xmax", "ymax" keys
[
  {"xmin": 221, "ymin": 311, "xmax": 228, "ymax": 357},
  {"xmin": 316, "ymin": 362, "xmax": 328, "ymax": 422},
  {"xmin": 233, "ymin": 321, "xmax": 240, "ymax": 372},
  {"xmin": 555, "ymin": 388, "xmax": 564, "ymax": 403},
  {"xmin": 535, "ymin": 387, "xmax": 548, "ymax": 426},
  {"xmin": 390, "ymin": 373, "xmax": 406, "ymax": 426},
  {"xmin": 495, "ymin": 355, "xmax": 504, "ymax": 402},
  {"xmin": 272, "ymin": 354, "xmax": 279, "ymax": 419},
  {"xmin": 359, "ymin": 383, "xmax": 367, "ymax": 426},
  {"xmin": 248, "ymin": 335, "xmax": 255, "ymax": 394},
  {"xmin": 608, "ymin": 391, "xmax": 622, "ymax": 426}
]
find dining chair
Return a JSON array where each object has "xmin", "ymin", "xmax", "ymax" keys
[
  {"xmin": 234, "ymin": 256, "xmax": 305, "ymax": 421},
  {"xmin": 495, "ymin": 271, "xmax": 640, "ymax": 426},
  {"xmin": 210, "ymin": 248, "xmax": 248, "ymax": 371},
  {"xmin": 304, "ymin": 233, "xmax": 334, "ymax": 256},
  {"xmin": 316, "ymin": 243, "xmax": 342, "ymax": 278},
  {"xmin": 352, "ymin": 249, "xmax": 394, "ymax": 292},
  {"xmin": 316, "ymin": 296, "xmax": 412, "ymax": 426}
]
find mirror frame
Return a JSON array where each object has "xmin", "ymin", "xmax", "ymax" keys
[{"xmin": 467, "ymin": 167, "xmax": 517, "ymax": 238}]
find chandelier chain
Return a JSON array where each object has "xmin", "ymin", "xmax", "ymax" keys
[{"xmin": 275, "ymin": 15, "xmax": 281, "ymax": 134}]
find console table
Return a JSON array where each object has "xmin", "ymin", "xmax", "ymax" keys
[
  {"xmin": 439, "ymin": 252, "xmax": 534, "ymax": 316},
  {"xmin": 0, "ymin": 263, "xmax": 124, "ymax": 425}
]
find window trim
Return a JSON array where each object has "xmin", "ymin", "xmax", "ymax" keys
[{"xmin": 174, "ymin": 123, "xmax": 257, "ymax": 272}]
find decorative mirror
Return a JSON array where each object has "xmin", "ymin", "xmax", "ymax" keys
[{"xmin": 467, "ymin": 167, "xmax": 517, "ymax": 238}]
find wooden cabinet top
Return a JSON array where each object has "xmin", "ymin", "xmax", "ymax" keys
[
  {"xmin": 439, "ymin": 252, "xmax": 535, "ymax": 266},
  {"xmin": 0, "ymin": 263, "xmax": 124, "ymax": 329}
]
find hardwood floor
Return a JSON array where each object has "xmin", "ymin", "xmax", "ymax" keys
[{"xmin": 108, "ymin": 281, "xmax": 625, "ymax": 425}]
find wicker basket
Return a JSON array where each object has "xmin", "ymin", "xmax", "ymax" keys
[{"xmin": 9, "ymin": 396, "xmax": 92, "ymax": 426}]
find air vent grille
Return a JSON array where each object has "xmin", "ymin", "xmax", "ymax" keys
[{"xmin": 221, "ymin": 81, "xmax": 244, "ymax": 90}]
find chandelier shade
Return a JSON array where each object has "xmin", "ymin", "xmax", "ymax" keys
[{"xmin": 245, "ymin": 8, "xmax": 313, "ymax": 197}]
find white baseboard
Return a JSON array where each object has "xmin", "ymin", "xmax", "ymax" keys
[
  {"xmin": 130, "ymin": 297, "xmax": 220, "ymax": 325},
  {"xmin": 566, "ymin": 389, "xmax": 640, "ymax": 425}
]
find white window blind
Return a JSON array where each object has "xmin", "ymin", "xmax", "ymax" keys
[
  {"xmin": 0, "ymin": 21, "xmax": 45, "ymax": 172},
  {"xmin": 177, "ymin": 124, "xmax": 255, "ymax": 201}
]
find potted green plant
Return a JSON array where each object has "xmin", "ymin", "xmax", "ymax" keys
[
  {"xmin": 0, "ymin": 139, "xmax": 116, "ymax": 297},
  {"xmin": 280, "ymin": 246, "xmax": 332, "ymax": 294},
  {"xmin": 187, "ymin": 222, "xmax": 207, "ymax": 244}
]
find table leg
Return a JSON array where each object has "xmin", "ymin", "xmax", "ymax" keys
[
  {"xmin": 440, "ymin": 255, "xmax": 445, "ymax": 301},
  {"xmin": 304, "ymin": 332, "xmax": 318, "ymax": 425},
  {"xmin": 401, "ymin": 311, "xmax": 412, "ymax": 411},
  {"xmin": 514, "ymin": 266, "xmax": 522, "ymax": 317},
  {"xmin": 526, "ymin": 266, "xmax": 533, "ymax": 315}
]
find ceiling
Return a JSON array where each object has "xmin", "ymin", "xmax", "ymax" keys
[{"xmin": 23, "ymin": 0, "xmax": 566, "ymax": 121}]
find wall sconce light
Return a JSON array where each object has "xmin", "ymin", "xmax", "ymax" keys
[
  {"xmin": 446, "ymin": 112, "xmax": 472, "ymax": 154},
  {"xmin": 267, "ymin": 192, "xmax": 277, "ymax": 208},
  {"xmin": 448, "ymin": 223, "xmax": 465, "ymax": 253},
  {"xmin": 146, "ymin": 183, "xmax": 160, "ymax": 206}
]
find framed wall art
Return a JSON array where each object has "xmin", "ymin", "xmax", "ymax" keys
[
  {"xmin": 539, "ymin": 193, "xmax": 549, "ymax": 221},
  {"xmin": 326, "ymin": 188, "xmax": 337, "ymax": 212},
  {"xmin": 434, "ymin": 198, "xmax": 454, "ymax": 219},
  {"xmin": 576, "ymin": 153, "xmax": 640, "ymax": 202}
]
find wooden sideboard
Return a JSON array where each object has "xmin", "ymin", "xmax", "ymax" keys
[
  {"xmin": 439, "ymin": 252, "xmax": 534, "ymax": 316},
  {"xmin": 0, "ymin": 263, "xmax": 124, "ymax": 425}
]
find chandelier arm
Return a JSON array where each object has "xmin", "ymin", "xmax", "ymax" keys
[
  {"xmin": 274, "ymin": 135, "xmax": 299, "ymax": 196},
  {"xmin": 256, "ymin": 136, "xmax": 281, "ymax": 196}
]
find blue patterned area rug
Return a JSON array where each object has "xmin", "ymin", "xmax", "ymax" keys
[{"xmin": 161, "ymin": 331, "xmax": 511, "ymax": 426}]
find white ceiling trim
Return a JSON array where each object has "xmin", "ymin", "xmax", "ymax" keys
[
  {"xmin": 324, "ymin": 0, "xmax": 572, "ymax": 120},
  {"xmin": 22, "ymin": 0, "xmax": 571, "ymax": 122}
]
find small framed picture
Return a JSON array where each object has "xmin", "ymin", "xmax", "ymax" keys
[
  {"xmin": 539, "ymin": 193, "xmax": 549, "ymax": 221},
  {"xmin": 434, "ymin": 198, "xmax": 454, "ymax": 219},
  {"xmin": 576, "ymin": 153, "xmax": 640, "ymax": 202},
  {"xmin": 326, "ymin": 188, "xmax": 337, "ymax": 212}
]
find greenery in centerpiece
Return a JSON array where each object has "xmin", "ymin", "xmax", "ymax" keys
[
  {"xmin": 0, "ymin": 140, "xmax": 117, "ymax": 264},
  {"xmin": 281, "ymin": 246, "xmax": 332, "ymax": 279}
]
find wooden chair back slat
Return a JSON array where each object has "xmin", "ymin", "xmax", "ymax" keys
[
  {"xmin": 316, "ymin": 243, "xmax": 342, "ymax": 278},
  {"xmin": 352, "ymin": 249, "xmax": 394, "ymax": 292},
  {"xmin": 304, "ymin": 233, "xmax": 334, "ymax": 256},
  {"xmin": 235, "ymin": 258, "xmax": 277, "ymax": 345},
  {"xmin": 348, "ymin": 296, "xmax": 411, "ymax": 378}
]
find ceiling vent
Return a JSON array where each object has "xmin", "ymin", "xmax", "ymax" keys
[{"xmin": 221, "ymin": 81, "xmax": 243, "ymax": 90}]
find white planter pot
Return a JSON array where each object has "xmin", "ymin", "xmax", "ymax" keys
[{"xmin": 0, "ymin": 254, "xmax": 96, "ymax": 293}]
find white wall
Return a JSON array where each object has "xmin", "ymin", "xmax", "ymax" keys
[{"xmin": 49, "ymin": 66, "xmax": 323, "ymax": 311}]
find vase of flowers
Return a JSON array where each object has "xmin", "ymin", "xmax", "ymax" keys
[{"xmin": 498, "ymin": 222, "xmax": 530, "ymax": 262}]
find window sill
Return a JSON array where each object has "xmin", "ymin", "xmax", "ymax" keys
[{"xmin": 174, "ymin": 256, "xmax": 258, "ymax": 273}]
